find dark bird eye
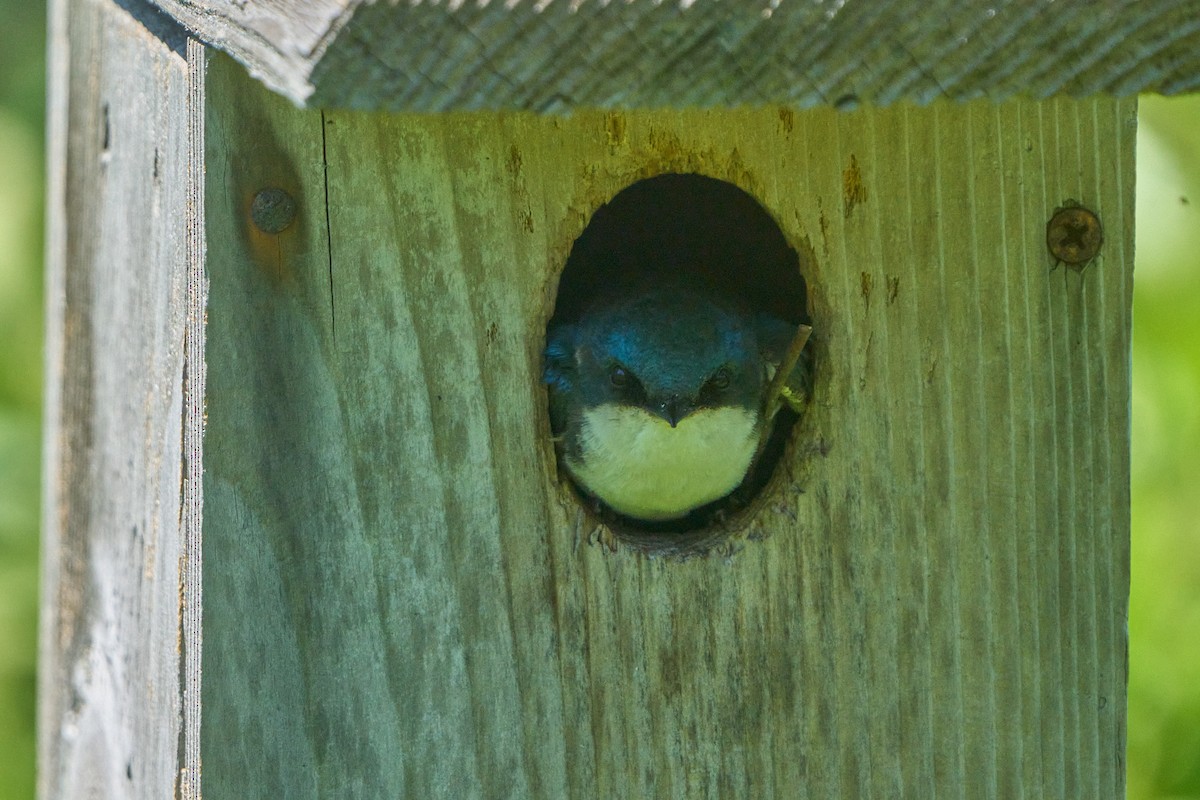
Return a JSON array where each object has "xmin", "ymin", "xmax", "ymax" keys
[
  {"xmin": 610, "ymin": 366, "xmax": 630, "ymax": 388},
  {"xmin": 698, "ymin": 368, "xmax": 733, "ymax": 406}
]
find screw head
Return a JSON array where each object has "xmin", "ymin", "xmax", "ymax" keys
[
  {"xmin": 1046, "ymin": 202, "xmax": 1102, "ymax": 269},
  {"xmin": 251, "ymin": 188, "xmax": 297, "ymax": 234}
]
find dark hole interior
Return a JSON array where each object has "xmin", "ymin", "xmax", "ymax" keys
[{"xmin": 548, "ymin": 173, "xmax": 812, "ymax": 546}]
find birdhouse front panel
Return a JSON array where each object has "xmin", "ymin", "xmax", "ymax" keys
[{"xmin": 199, "ymin": 52, "xmax": 1132, "ymax": 799}]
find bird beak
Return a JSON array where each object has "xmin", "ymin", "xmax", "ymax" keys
[{"xmin": 657, "ymin": 395, "xmax": 691, "ymax": 428}]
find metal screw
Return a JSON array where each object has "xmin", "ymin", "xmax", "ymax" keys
[
  {"xmin": 1046, "ymin": 202, "xmax": 1102, "ymax": 269},
  {"xmin": 251, "ymin": 188, "xmax": 297, "ymax": 234}
]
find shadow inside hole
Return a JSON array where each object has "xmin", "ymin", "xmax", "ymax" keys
[{"xmin": 549, "ymin": 173, "xmax": 812, "ymax": 546}]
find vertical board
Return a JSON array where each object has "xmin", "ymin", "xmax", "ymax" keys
[
  {"xmin": 201, "ymin": 52, "xmax": 1132, "ymax": 798},
  {"xmin": 39, "ymin": 0, "xmax": 205, "ymax": 797}
]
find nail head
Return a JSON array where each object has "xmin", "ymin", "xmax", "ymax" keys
[{"xmin": 251, "ymin": 188, "xmax": 297, "ymax": 234}]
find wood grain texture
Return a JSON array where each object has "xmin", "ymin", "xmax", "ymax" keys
[
  {"xmin": 201, "ymin": 50, "xmax": 1132, "ymax": 798},
  {"xmin": 150, "ymin": 0, "xmax": 1200, "ymax": 111},
  {"xmin": 39, "ymin": 0, "xmax": 205, "ymax": 797}
]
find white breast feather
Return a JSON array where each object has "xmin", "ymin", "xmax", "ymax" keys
[{"xmin": 567, "ymin": 403, "xmax": 760, "ymax": 520}]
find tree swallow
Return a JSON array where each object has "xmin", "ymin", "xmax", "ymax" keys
[{"xmin": 544, "ymin": 285, "xmax": 810, "ymax": 522}]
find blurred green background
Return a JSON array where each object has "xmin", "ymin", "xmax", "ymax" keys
[
  {"xmin": 0, "ymin": 3, "xmax": 1197, "ymax": 798},
  {"xmin": 0, "ymin": 0, "xmax": 47, "ymax": 799}
]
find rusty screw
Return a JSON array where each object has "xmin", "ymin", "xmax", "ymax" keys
[
  {"xmin": 251, "ymin": 187, "xmax": 297, "ymax": 234},
  {"xmin": 1046, "ymin": 201, "xmax": 1102, "ymax": 269}
]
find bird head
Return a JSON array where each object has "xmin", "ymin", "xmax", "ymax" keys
[{"xmin": 555, "ymin": 288, "xmax": 765, "ymax": 426}]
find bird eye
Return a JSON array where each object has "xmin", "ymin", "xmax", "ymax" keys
[
  {"xmin": 710, "ymin": 368, "xmax": 731, "ymax": 391},
  {"xmin": 609, "ymin": 366, "xmax": 630, "ymax": 388}
]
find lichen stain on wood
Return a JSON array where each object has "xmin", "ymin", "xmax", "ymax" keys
[
  {"xmin": 516, "ymin": 206, "xmax": 535, "ymax": 234},
  {"xmin": 842, "ymin": 153, "xmax": 867, "ymax": 217},
  {"xmin": 816, "ymin": 201, "xmax": 831, "ymax": 259},
  {"xmin": 506, "ymin": 143, "xmax": 535, "ymax": 234},
  {"xmin": 603, "ymin": 112, "xmax": 626, "ymax": 148},
  {"xmin": 506, "ymin": 143, "xmax": 523, "ymax": 177},
  {"xmin": 778, "ymin": 107, "xmax": 795, "ymax": 134}
]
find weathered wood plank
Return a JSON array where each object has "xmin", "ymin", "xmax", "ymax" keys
[
  {"xmin": 200, "ymin": 51, "xmax": 1132, "ymax": 798},
  {"xmin": 39, "ymin": 0, "xmax": 205, "ymax": 797},
  {"xmin": 145, "ymin": 0, "xmax": 352, "ymax": 106},
  {"xmin": 150, "ymin": 0, "xmax": 1200, "ymax": 111}
]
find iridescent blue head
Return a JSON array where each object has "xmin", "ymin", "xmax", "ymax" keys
[{"xmin": 544, "ymin": 286, "xmax": 804, "ymax": 522}]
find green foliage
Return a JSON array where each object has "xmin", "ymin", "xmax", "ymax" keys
[
  {"xmin": 0, "ymin": 420, "xmax": 38, "ymax": 800},
  {"xmin": 0, "ymin": 3, "xmax": 45, "ymax": 799},
  {"xmin": 1128, "ymin": 94, "xmax": 1200, "ymax": 800}
]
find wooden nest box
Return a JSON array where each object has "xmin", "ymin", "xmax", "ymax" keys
[{"xmin": 41, "ymin": 0, "xmax": 1200, "ymax": 797}]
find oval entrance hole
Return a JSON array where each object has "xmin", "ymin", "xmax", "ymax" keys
[{"xmin": 547, "ymin": 173, "xmax": 813, "ymax": 551}]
